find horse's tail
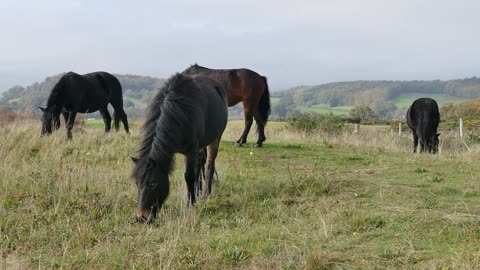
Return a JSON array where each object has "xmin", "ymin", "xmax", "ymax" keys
[{"xmin": 258, "ymin": 76, "xmax": 271, "ymax": 126}]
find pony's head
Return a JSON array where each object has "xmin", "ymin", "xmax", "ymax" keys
[
  {"xmin": 39, "ymin": 106, "xmax": 61, "ymax": 136},
  {"xmin": 132, "ymin": 157, "xmax": 170, "ymax": 224}
]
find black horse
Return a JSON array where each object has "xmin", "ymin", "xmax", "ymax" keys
[
  {"xmin": 132, "ymin": 73, "xmax": 228, "ymax": 223},
  {"xmin": 183, "ymin": 64, "xmax": 271, "ymax": 147},
  {"xmin": 39, "ymin": 71, "xmax": 129, "ymax": 139},
  {"xmin": 406, "ymin": 98, "xmax": 440, "ymax": 153}
]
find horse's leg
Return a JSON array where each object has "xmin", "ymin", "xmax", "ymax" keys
[
  {"xmin": 113, "ymin": 111, "xmax": 120, "ymax": 131},
  {"xmin": 118, "ymin": 108, "xmax": 129, "ymax": 134},
  {"xmin": 253, "ymin": 113, "xmax": 266, "ymax": 148},
  {"xmin": 196, "ymin": 147, "xmax": 207, "ymax": 196},
  {"xmin": 204, "ymin": 138, "xmax": 221, "ymax": 197},
  {"xmin": 235, "ymin": 102, "xmax": 254, "ymax": 147},
  {"xmin": 420, "ymin": 139, "xmax": 426, "ymax": 153},
  {"xmin": 412, "ymin": 130, "xmax": 418, "ymax": 153},
  {"xmin": 99, "ymin": 107, "xmax": 112, "ymax": 133},
  {"xmin": 184, "ymin": 151, "xmax": 199, "ymax": 207},
  {"xmin": 66, "ymin": 111, "xmax": 77, "ymax": 139},
  {"xmin": 53, "ymin": 114, "xmax": 61, "ymax": 130},
  {"xmin": 62, "ymin": 111, "xmax": 69, "ymax": 126}
]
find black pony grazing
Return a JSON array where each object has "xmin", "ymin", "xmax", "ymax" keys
[
  {"xmin": 183, "ymin": 64, "xmax": 271, "ymax": 147},
  {"xmin": 132, "ymin": 73, "xmax": 228, "ymax": 223},
  {"xmin": 406, "ymin": 98, "xmax": 440, "ymax": 153},
  {"xmin": 40, "ymin": 71, "xmax": 129, "ymax": 139}
]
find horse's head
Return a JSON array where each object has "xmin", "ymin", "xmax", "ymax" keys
[
  {"xmin": 132, "ymin": 157, "xmax": 169, "ymax": 224},
  {"xmin": 39, "ymin": 106, "xmax": 61, "ymax": 136}
]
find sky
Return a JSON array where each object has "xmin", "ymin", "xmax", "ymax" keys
[{"xmin": 1, "ymin": 0, "xmax": 479, "ymax": 92}]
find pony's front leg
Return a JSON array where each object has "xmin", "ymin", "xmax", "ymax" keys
[
  {"xmin": 184, "ymin": 152, "xmax": 199, "ymax": 207},
  {"xmin": 236, "ymin": 113, "xmax": 253, "ymax": 147},
  {"xmin": 66, "ymin": 111, "xmax": 77, "ymax": 139}
]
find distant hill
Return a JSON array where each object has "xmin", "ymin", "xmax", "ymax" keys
[
  {"xmin": 3, "ymin": 74, "xmax": 480, "ymax": 120},
  {"xmin": 270, "ymin": 77, "xmax": 480, "ymax": 119}
]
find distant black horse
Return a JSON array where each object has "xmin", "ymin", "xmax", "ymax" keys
[
  {"xmin": 39, "ymin": 71, "xmax": 129, "ymax": 139},
  {"xmin": 406, "ymin": 98, "xmax": 440, "ymax": 153},
  {"xmin": 183, "ymin": 64, "xmax": 271, "ymax": 147},
  {"xmin": 132, "ymin": 73, "xmax": 228, "ymax": 223}
]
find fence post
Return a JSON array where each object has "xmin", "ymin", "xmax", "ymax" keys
[
  {"xmin": 398, "ymin": 123, "xmax": 402, "ymax": 136},
  {"xmin": 459, "ymin": 118, "xmax": 464, "ymax": 138},
  {"xmin": 354, "ymin": 124, "xmax": 359, "ymax": 133}
]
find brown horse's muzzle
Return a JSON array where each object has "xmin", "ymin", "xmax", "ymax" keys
[{"xmin": 135, "ymin": 207, "xmax": 155, "ymax": 224}]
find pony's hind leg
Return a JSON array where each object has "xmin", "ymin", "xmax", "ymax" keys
[
  {"xmin": 113, "ymin": 111, "xmax": 120, "ymax": 131},
  {"xmin": 253, "ymin": 114, "xmax": 267, "ymax": 148},
  {"xmin": 196, "ymin": 147, "xmax": 207, "ymax": 196},
  {"xmin": 185, "ymin": 151, "xmax": 199, "ymax": 207},
  {"xmin": 99, "ymin": 107, "xmax": 112, "ymax": 133},
  {"xmin": 204, "ymin": 138, "xmax": 221, "ymax": 197}
]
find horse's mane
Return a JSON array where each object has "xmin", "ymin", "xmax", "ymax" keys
[
  {"xmin": 134, "ymin": 73, "xmax": 196, "ymax": 178},
  {"xmin": 46, "ymin": 73, "xmax": 71, "ymax": 108}
]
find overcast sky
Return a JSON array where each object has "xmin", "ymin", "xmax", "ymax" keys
[{"xmin": 1, "ymin": 0, "xmax": 479, "ymax": 91}]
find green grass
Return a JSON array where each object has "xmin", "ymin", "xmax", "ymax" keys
[
  {"xmin": 299, "ymin": 104, "xmax": 353, "ymax": 115},
  {"xmin": 124, "ymin": 96, "xmax": 143, "ymax": 107},
  {"xmin": 392, "ymin": 93, "xmax": 468, "ymax": 108},
  {"xmin": 85, "ymin": 119, "xmax": 105, "ymax": 128},
  {"xmin": 270, "ymin": 97, "xmax": 280, "ymax": 105},
  {"xmin": 1, "ymin": 120, "xmax": 480, "ymax": 269}
]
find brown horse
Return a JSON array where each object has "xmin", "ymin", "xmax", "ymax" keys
[{"xmin": 183, "ymin": 64, "xmax": 271, "ymax": 147}]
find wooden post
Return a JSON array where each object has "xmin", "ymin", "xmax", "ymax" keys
[
  {"xmin": 398, "ymin": 123, "xmax": 402, "ymax": 136},
  {"xmin": 354, "ymin": 124, "xmax": 359, "ymax": 133},
  {"xmin": 459, "ymin": 118, "xmax": 464, "ymax": 138}
]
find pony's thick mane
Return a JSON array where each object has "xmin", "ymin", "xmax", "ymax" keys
[
  {"xmin": 133, "ymin": 73, "xmax": 196, "ymax": 178},
  {"xmin": 45, "ymin": 74, "xmax": 71, "ymax": 108}
]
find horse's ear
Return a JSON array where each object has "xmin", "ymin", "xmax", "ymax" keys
[
  {"xmin": 131, "ymin": 157, "xmax": 139, "ymax": 164},
  {"xmin": 39, "ymin": 107, "xmax": 46, "ymax": 112}
]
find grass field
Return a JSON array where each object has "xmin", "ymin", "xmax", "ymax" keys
[
  {"xmin": 392, "ymin": 93, "xmax": 468, "ymax": 108},
  {"xmin": 2, "ymin": 119, "xmax": 480, "ymax": 269},
  {"xmin": 299, "ymin": 104, "xmax": 354, "ymax": 115}
]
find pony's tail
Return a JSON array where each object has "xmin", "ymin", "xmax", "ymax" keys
[{"xmin": 257, "ymin": 76, "xmax": 271, "ymax": 127}]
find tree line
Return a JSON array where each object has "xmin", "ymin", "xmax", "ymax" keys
[{"xmin": 2, "ymin": 74, "xmax": 480, "ymax": 120}]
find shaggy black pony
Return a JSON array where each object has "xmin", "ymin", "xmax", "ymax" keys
[
  {"xmin": 183, "ymin": 64, "xmax": 271, "ymax": 147},
  {"xmin": 132, "ymin": 73, "xmax": 228, "ymax": 223},
  {"xmin": 40, "ymin": 71, "xmax": 129, "ymax": 139},
  {"xmin": 406, "ymin": 98, "xmax": 440, "ymax": 153}
]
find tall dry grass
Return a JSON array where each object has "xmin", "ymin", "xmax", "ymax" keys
[{"xmin": 223, "ymin": 120, "xmax": 480, "ymax": 156}]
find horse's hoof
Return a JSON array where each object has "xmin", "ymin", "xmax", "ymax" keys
[
  {"xmin": 254, "ymin": 143, "xmax": 262, "ymax": 148},
  {"xmin": 234, "ymin": 142, "xmax": 243, "ymax": 147}
]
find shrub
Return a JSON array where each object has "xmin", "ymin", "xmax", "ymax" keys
[{"xmin": 287, "ymin": 113, "xmax": 345, "ymax": 134}]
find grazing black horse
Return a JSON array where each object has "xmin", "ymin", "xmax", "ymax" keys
[
  {"xmin": 183, "ymin": 64, "xmax": 271, "ymax": 147},
  {"xmin": 39, "ymin": 71, "xmax": 129, "ymax": 139},
  {"xmin": 406, "ymin": 98, "xmax": 440, "ymax": 153},
  {"xmin": 132, "ymin": 73, "xmax": 228, "ymax": 223}
]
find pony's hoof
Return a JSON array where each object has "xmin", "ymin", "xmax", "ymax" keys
[
  {"xmin": 254, "ymin": 143, "xmax": 263, "ymax": 148},
  {"xmin": 234, "ymin": 142, "xmax": 243, "ymax": 147}
]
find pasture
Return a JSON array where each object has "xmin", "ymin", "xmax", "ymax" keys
[
  {"xmin": 392, "ymin": 93, "xmax": 467, "ymax": 108},
  {"xmin": 1, "ymin": 119, "xmax": 480, "ymax": 269},
  {"xmin": 299, "ymin": 104, "xmax": 354, "ymax": 115}
]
